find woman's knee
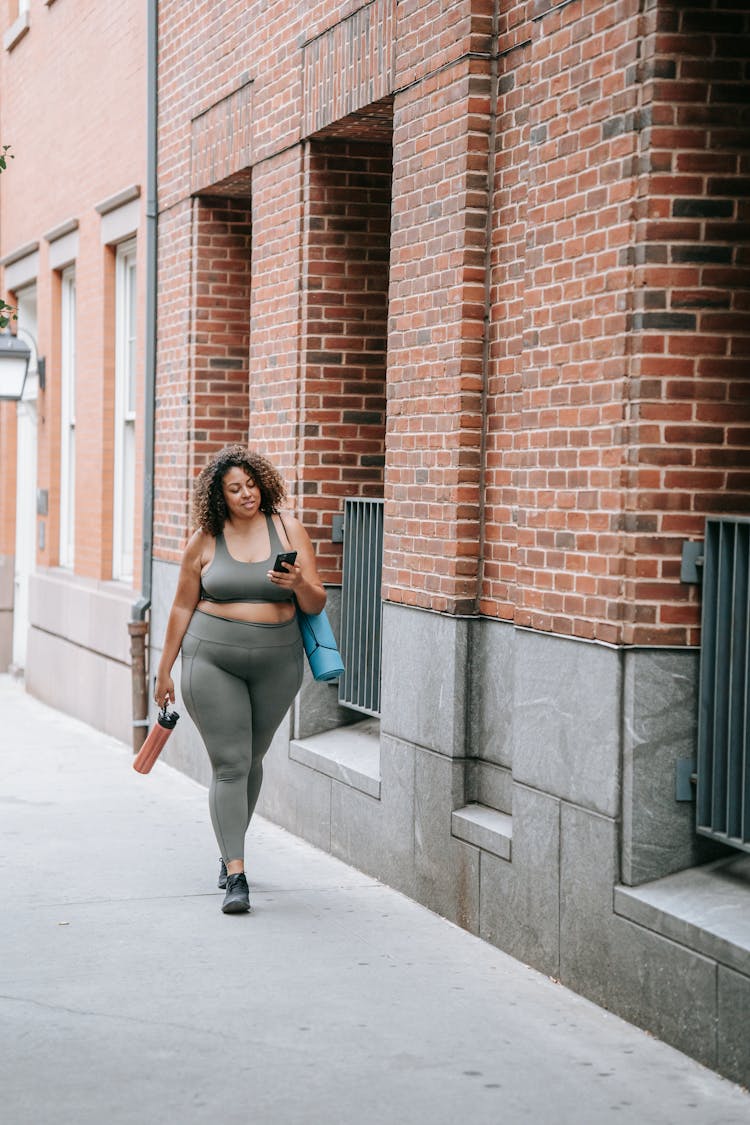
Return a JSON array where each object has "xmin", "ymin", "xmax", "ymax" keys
[{"xmin": 213, "ymin": 763, "xmax": 250, "ymax": 786}]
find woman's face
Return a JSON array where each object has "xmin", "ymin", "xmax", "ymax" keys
[{"xmin": 221, "ymin": 466, "xmax": 262, "ymax": 520}]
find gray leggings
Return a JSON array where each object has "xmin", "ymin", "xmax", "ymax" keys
[{"xmin": 181, "ymin": 609, "xmax": 304, "ymax": 862}]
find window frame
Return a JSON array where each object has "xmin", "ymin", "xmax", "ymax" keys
[
  {"xmin": 59, "ymin": 266, "xmax": 76, "ymax": 570},
  {"xmin": 112, "ymin": 239, "xmax": 137, "ymax": 582}
]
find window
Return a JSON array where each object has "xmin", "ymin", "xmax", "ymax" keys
[
  {"xmin": 59, "ymin": 267, "xmax": 76, "ymax": 569},
  {"xmin": 113, "ymin": 241, "xmax": 137, "ymax": 581}
]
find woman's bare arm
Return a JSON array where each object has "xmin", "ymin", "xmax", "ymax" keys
[{"xmin": 154, "ymin": 531, "xmax": 209, "ymax": 703}]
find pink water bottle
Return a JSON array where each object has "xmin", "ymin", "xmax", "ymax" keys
[{"xmin": 133, "ymin": 703, "xmax": 179, "ymax": 774}]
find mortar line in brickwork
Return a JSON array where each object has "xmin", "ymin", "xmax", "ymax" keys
[
  {"xmin": 497, "ymin": 38, "xmax": 532, "ymax": 63},
  {"xmin": 474, "ymin": 3, "xmax": 501, "ymax": 617},
  {"xmin": 389, "ymin": 50, "xmax": 495, "ymax": 100},
  {"xmin": 298, "ymin": 0, "xmax": 380, "ymax": 49},
  {"xmin": 531, "ymin": 0, "xmax": 579, "ymax": 23}
]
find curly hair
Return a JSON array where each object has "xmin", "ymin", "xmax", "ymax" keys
[{"xmin": 191, "ymin": 445, "xmax": 287, "ymax": 537}]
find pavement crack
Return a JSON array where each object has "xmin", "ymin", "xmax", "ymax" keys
[{"xmin": 0, "ymin": 992, "xmax": 221, "ymax": 1040}]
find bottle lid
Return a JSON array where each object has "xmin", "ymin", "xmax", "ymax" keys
[{"xmin": 157, "ymin": 705, "xmax": 180, "ymax": 730}]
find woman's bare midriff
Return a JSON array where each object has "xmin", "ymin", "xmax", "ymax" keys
[{"xmin": 196, "ymin": 599, "xmax": 296, "ymax": 625}]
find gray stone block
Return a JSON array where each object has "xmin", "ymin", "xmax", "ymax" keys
[
  {"xmin": 513, "ymin": 629, "xmax": 621, "ymax": 817},
  {"xmin": 0, "ymin": 552, "xmax": 14, "ymax": 609},
  {"xmin": 0, "ymin": 608, "xmax": 12, "ymax": 672},
  {"xmin": 451, "ymin": 803, "xmax": 512, "ymax": 861},
  {"xmin": 466, "ymin": 759, "xmax": 512, "ymax": 812},
  {"xmin": 258, "ymin": 717, "xmax": 333, "ymax": 853},
  {"xmin": 25, "ymin": 627, "xmax": 132, "ymax": 744},
  {"xmin": 380, "ymin": 603, "xmax": 469, "ymax": 758},
  {"xmin": 621, "ymin": 647, "xmax": 728, "ymax": 886},
  {"xmin": 414, "ymin": 748, "xmax": 479, "ymax": 932},
  {"xmin": 468, "ymin": 617, "xmax": 515, "ymax": 768},
  {"xmin": 559, "ymin": 802, "xmax": 620, "ymax": 1003},
  {"xmin": 479, "ymin": 784, "xmax": 561, "ymax": 976},
  {"xmin": 290, "ymin": 718, "xmax": 381, "ymax": 798},
  {"xmin": 560, "ymin": 803, "xmax": 719, "ymax": 1069},
  {"xmin": 614, "ymin": 853, "xmax": 750, "ymax": 976},
  {"xmin": 330, "ymin": 733, "xmax": 416, "ymax": 898},
  {"xmin": 718, "ymin": 965, "xmax": 750, "ymax": 1086},
  {"xmin": 29, "ymin": 570, "xmax": 133, "ymax": 664},
  {"xmin": 149, "ymin": 558, "xmax": 179, "ymax": 652},
  {"xmin": 608, "ymin": 918, "xmax": 719, "ymax": 1071}
]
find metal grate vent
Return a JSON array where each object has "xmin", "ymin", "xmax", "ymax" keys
[
  {"xmin": 338, "ymin": 498, "xmax": 384, "ymax": 717},
  {"xmin": 697, "ymin": 516, "xmax": 750, "ymax": 853}
]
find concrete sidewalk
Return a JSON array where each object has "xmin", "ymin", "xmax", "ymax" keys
[{"xmin": 0, "ymin": 676, "xmax": 747, "ymax": 1125}]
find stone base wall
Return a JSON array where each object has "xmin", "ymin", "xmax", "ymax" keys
[
  {"xmin": 25, "ymin": 569, "xmax": 136, "ymax": 742},
  {"xmin": 259, "ymin": 603, "xmax": 746, "ymax": 1083}
]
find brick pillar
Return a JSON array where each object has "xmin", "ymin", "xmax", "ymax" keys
[
  {"xmin": 190, "ymin": 196, "xmax": 252, "ymax": 466},
  {"xmin": 385, "ymin": 53, "xmax": 493, "ymax": 614},
  {"xmin": 248, "ymin": 147, "xmax": 306, "ymax": 482},
  {"xmin": 301, "ymin": 138, "xmax": 391, "ymax": 581}
]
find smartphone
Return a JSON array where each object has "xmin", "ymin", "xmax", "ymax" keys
[{"xmin": 273, "ymin": 550, "xmax": 297, "ymax": 573}]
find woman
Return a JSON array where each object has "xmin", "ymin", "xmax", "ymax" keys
[{"xmin": 155, "ymin": 444, "xmax": 326, "ymax": 914}]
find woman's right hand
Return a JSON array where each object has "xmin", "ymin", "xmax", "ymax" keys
[{"xmin": 154, "ymin": 672, "xmax": 175, "ymax": 707}]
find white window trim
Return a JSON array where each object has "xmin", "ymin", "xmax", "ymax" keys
[
  {"xmin": 4, "ymin": 6, "xmax": 30, "ymax": 52},
  {"xmin": 59, "ymin": 267, "xmax": 76, "ymax": 569},
  {"xmin": 112, "ymin": 240, "xmax": 137, "ymax": 582}
]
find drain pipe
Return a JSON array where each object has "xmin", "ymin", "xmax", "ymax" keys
[{"xmin": 129, "ymin": 0, "xmax": 158, "ymax": 753}]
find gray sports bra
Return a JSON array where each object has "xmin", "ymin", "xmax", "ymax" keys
[{"xmin": 200, "ymin": 514, "xmax": 294, "ymax": 604}]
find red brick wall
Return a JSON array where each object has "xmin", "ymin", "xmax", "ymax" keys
[
  {"xmin": 155, "ymin": 0, "xmax": 750, "ymax": 643},
  {"xmin": 479, "ymin": 0, "xmax": 750, "ymax": 645},
  {"xmin": 624, "ymin": 0, "xmax": 750, "ymax": 644}
]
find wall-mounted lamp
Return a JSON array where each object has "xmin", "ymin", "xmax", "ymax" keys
[
  {"xmin": 0, "ymin": 330, "xmax": 31, "ymax": 401},
  {"xmin": 0, "ymin": 328, "xmax": 45, "ymax": 399}
]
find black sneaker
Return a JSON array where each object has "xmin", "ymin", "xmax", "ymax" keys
[
  {"xmin": 222, "ymin": 872, "xmax": 250, "ymax": 914},
  {"xmin": 218, "ymin": 858, "xmax": 228, "ymax": 890}
]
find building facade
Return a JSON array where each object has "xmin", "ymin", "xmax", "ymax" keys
[
  {"xmin": 0, "ymin": 0, "xmax": 147, "ymax": 734},
  {"xmin": 150, "ymin": 0, "xmax": 749, "ymax": 1083},
  {"xmin": 1, "ymin": 0, "xmax": 747, "ymax": 1085}
]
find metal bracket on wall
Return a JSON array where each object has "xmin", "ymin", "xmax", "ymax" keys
[
  {"xmin": 332, "ymin": 514, "xmax": 345, "ymax": 543},
  {"xmin": 680, "ymin": 540, "xmax": 704, "ymax": 584},
  {"xmin": 676, "ymin": 757, "xmax": 697, "ymax": 802}
]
